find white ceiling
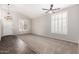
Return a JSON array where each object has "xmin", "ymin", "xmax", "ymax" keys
[{"xmin": 0, "ymin": 4, "xmax": 73, "ymax": 19}]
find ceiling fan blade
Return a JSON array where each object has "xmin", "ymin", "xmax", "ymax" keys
[
  {"xmin": 53, "ymin": 8, "xmax": 60, "ymax": 10},
  {"xmin": 45, "ymin": 10, "xmax": 50, "ymax": 13},
  {"xmin": 42, "ymin": 8, "xmax": 49, "ymax": 10}
]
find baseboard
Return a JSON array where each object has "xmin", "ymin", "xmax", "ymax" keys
[
  {"xmin": 17, "ymin": 33, "xmax": 32, "ymax": 36},
  {"xmin": 32, "ymin": 33, "xmax": 78, "ymax": 44}
]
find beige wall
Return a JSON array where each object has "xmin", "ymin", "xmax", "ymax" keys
[{"xmin": 32, "ymin": 5, "xmax": 79, "ymax": 43}]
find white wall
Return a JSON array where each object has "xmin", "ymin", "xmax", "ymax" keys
[
  {"xmin": 0, "ymin": 8, "xmax": 32, "ymax": 36},
  {"xmin": 14, "ymin": 13, "xmax": 32, "ymax": 34},
  {"xmin": 32, "ymin": 5, "xmax": 79, "ymax": 43}
]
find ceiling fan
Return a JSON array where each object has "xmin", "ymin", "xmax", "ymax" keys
[{"xmin": 42, "ymin": 4, "xmax": 60, "ymax": 14}]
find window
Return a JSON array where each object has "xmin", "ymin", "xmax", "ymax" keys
[
  {"xmin": 19, "ymin": 20, "xmax": 27, "ymax": 32},
  {"xmin": 51, "ymin": 11, "xmax": 68, "ymax": 34}
]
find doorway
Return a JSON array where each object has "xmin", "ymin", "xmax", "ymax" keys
[{"xmin": 2, "ymin": 19, "xmax": 13, "ymax": 36}]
